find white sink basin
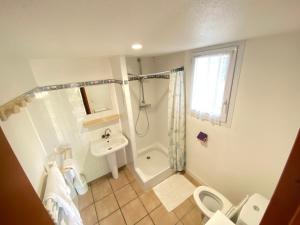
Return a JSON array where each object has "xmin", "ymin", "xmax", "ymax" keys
[
  {"xmin": 90, "ymin": 134, "xmax": 128, "ymax": 179},
  {"xmin": 90, "ymin": 135, "xmax": 128, "ymax": 157}
]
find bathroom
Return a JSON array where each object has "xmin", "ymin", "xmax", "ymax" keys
[{"xmin": 0, "ymin": 1, "xmax": 300, "ymax": 225}]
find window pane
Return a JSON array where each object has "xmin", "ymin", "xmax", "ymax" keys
[{"xmin": 191, "ymin": 53, "xmax": 231, "ymax": 121}]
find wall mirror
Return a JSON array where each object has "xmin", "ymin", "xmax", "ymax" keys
[{"xmin": 80, "ymin": 85, "xmax": 113, "ymax": 115}]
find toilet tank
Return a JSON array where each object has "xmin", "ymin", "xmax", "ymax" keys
[{"xmin": 236, "ymin": 193, "xmax": 270, "ymax": 225}]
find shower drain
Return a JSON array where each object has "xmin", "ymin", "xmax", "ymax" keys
[{"xmin": 146, "ymin": 156, "xmax": 151, "ymax": 160}]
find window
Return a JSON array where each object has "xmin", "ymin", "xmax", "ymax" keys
[{"xmin": 190, "ymin": 44, "xmax": 242, "ymax": 125}]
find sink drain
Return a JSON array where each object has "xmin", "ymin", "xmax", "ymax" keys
[{"xmin": 146, "ymin": 156, "xmax": 151, "ymax": 160}]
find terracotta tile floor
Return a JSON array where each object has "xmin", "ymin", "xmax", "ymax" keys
[{"xmin": 79, "ymin": 166, "xmax": 202, "ymax": 225}]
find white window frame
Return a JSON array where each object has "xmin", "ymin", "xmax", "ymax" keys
[{"xmin": 190, "ymin": 41, "xmax": 245, "ymax": 126}]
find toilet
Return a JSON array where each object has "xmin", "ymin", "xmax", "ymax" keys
[
  {"xmin": 194, "ymin": 186, "xmax": 269, "ymax": 224},
  {"xmin": 193, "ymin": 186, "xmax": 237, "ymax": 223}
]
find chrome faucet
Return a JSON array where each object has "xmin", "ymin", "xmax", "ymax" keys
[{"xmin": 102, "ymin": 128, "xmax": 111, "ymax": 139}]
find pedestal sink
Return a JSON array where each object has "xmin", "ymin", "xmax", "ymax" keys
[{"xmin": 90, "ymin": 134, "xmax": 128, "ymax": 179}]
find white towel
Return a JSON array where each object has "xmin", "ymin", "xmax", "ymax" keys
[
  {"xmin": 63, "ymin": 159, "xmax": 83, "ymax": 185},
  {"xmin": 43, "ymin": 164, "xmax": 83, "ymax": 225},
  {"xmin": 63, "ymin": 159, "xmax": 87, "ymax": 195}
]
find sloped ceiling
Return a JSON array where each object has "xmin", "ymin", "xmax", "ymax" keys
[{"xmin": 1, "ymin": 0, "xmax": 300, "ymax": 57}]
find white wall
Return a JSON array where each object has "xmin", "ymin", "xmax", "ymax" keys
[
  {"xmin": 30, "ymin": 57, "xmax": 113, "ymax": 86},
  {"xmin": 154, "ymin": 31, "xmax": 300, "ymax": 204},
  {"xmin": 0, "ymin": 57, "xmax": 36, "ymax": 104},
  {"xmin": 154, "ymin": 52, "xmax": 185, "ymax": 72},
  {"xmin": 0, "ymin": 108, "xmax": 47, "ymax": 195},
  {"xmin": 27, "ymin": 98, "xmax": 60, "ymax": 155}
]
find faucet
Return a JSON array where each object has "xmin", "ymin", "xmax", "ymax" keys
[{"xmin": 102, "ymin": 128, "xmax": 111, "ymax": 139}]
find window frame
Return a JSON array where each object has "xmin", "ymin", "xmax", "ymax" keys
[{"xmin": 190, "ymin": 41, "xmax": 245, "ymax": 126}]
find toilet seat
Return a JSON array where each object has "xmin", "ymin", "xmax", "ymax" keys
[{"xmin": 193, "ymin": 186, "xmax": 233, "ymax": 218}]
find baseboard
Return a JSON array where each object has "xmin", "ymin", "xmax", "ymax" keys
[{"xmin": 186, "ymin": 168, "xmax": 208, "ymax": 186}]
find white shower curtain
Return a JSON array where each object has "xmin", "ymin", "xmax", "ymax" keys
[{"xmin": 168, "ymin": 69, "xmax": 186, "ymax": 171}]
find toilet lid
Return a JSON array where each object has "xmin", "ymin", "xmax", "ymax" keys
[{"xmin": 206, "ymin": 211, "xmax": 235, "ymax": 225}]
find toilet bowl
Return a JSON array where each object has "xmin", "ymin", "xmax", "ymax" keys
[
  {"xmin": 194, "ymin": 186, "xmax": 250, "ymax": 224},
  {"xmin": 193, "ymin": 186, "xmax": 233, "ymax": 220}
]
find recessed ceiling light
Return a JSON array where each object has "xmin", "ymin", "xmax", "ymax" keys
[{"xmin": 131, "ymin": 43, "xmax": 143, "ymax": 50}]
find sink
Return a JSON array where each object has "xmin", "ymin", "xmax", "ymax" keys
[{"xmin": 90, "ymin": 134, "xmax": 128, "ymax": 179}]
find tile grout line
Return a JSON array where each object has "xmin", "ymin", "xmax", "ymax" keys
[
  {"xmin": 84, "ymin": 168, "xmax": 197, "ymax": 225},
  {"xmin": 89, "ymin": 181, "xmax": 102, "ymax": 224},
  {"xmin": 122, "ymin": 167, "xmax": 156, "ymax": 225},
  {"xmin": 81, "ymin": 170, "xmax": 140, "ymax": 224},
  {"xmin": 79, "ymin": 183, "xmax": 98, "ymax": 212},
  {"xmin": 89, "ymin": 175, "xmax": 121, "ymax": 224},
  {"xmin": 107, "ymin": 170, "xmax": 130, "ymax": 225},
  {"xmin": 124, "ymin": 166, "xmax": 181, "ymax": 225},
  {"xmin": 127, "ymin": 172, "xmax": 160, "ymax": 225},
  {"xmin": 95, "ymin": 176, "xmax": 121, "ymax": 223}
]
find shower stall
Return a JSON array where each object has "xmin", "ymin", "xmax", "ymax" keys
[{"xmin": 126, "ymin": 57, "xmax": 173, "ymax": 187}]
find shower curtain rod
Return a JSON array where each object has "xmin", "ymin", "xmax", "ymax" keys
[{"xmin": 128, "ymin": 66, "xmax": 184, "ymax": 78}]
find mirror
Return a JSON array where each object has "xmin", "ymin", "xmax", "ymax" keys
[{"xmin": 80, "ymin": 85, "xmax": 113, "ymax": 114}]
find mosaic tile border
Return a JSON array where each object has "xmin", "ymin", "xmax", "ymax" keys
[
  {"xmin": 127, "ymin": 66, "xmax": 183, "ymax": 81},
  {"xmin": 36, "ymin": 79, "xmax": 124, "ymax": 92},
  {"xmin": 128, "ymin": 74, "xmax": 170, "ymax": 81}
]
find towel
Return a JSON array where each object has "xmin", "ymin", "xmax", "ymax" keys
[
  {"xmin": 63, "ymin": 159, "xmax": 87, "ymax": 195},
  {"xmin": 43, "ymin": 164, "xmax": 83, "ymax": 225},
  {"xmin": 63, "ymin": 159, "xmax": 82, "ymax": 185}
]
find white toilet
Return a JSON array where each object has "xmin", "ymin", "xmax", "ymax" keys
[
  {"xmin": 193, "ymin": 186, "xmax": 269, "ymax": 224},
  {"xmin": 193, "ymin": 186, "xmax": 234, "ymax": 220}
]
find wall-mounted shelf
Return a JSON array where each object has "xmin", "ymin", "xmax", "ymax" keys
[{"xmin": 82, "ymin": 114, "xmax": 120, "ymax": 128}]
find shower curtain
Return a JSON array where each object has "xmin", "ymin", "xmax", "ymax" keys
[{"xmin": 168, "ymin": 69, "xmax": 186, "ymax": 171}]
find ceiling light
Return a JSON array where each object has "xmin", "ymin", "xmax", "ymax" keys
[{"xmin": 131, "ymin": 43, "xmax": 143, "ymax": 50}]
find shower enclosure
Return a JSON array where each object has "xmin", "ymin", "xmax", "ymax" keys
[{"xmin": 127, "ymin": 57, "xmax": 173, "ymax": 187}]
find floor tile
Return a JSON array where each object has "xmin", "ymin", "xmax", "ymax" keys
[
  {"xmin": 78, "ymin": 187, "xmax": 94, "ymax": 210},
  {"xmin": 124, "ymin": 166, "xmax": 136, "ymax": 182},
  {"xmin": 181, "ymin": 207, "xmax": 202, "ymax": 225},
  {"xmin": 95, "ymin": 194, "xmax": 119, "ymax": 220},
  {"xmin": 135, "ymin": 215, "xmax": 154, "ymax": 225},
  {"xmin": 91, "ymin": 177, "xmax": 112, "ymax": 201},
  {"xmin": 130, "ymin": 180, "xmax": 145, "ymax": 196},
  {"xmin": 139, "ymin": 190, "xmax": 161, "ymax": 213},
  {"xmin": 109, "ymin": 170, "xmax": 129, "ymax": 191},
  {"xmin": 150, "ymin": 205, "xmax": 178, "ymax": 225},
  {"xmin": 115, "ymin": 184, "xmax": 137, "ymax": 206},
  {"xmin": 173, "ymin": 199, "xmax": 194, "ymax": 219},
  {"xmin": 99, "ymin": 210, "xmax": 126, "ymax": 225},
  {"xmin": 80, "ymin": 204, "xmax": 98, "ymax": 225},
  {"xmin": 121, "ymin": 198, "xmax": 147, "ymax": 225},
  {"xmin": 188, "ymin": 196, "xmax": 196, "ymax": 207}
]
